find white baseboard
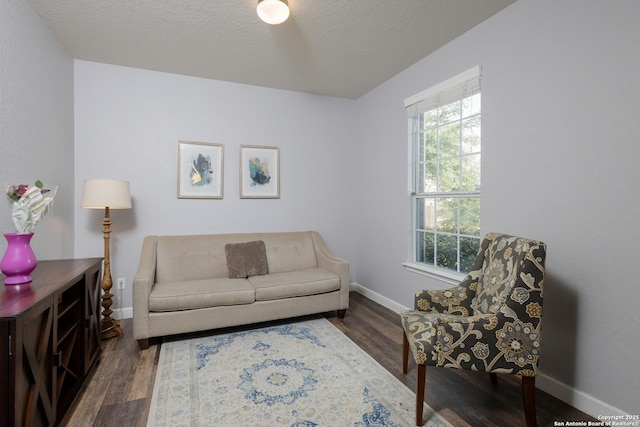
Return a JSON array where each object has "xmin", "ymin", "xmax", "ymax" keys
[
  {"xmin": 113, "ymin": 307, "xmax": 133, "ymax": 320},
  {"xmin": 349, "ymin": 282, "xmax": 627, "ymax": 420},
  {"xmin": 536, "ymin": 374, "xmax": 632, "ymax": 419},
  {"xmin": 350, "ymin": 282, "xmax": 410, "ymax": 313}
]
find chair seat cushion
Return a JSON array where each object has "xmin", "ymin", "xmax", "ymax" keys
[
  {"xmin": 248, "ymin": 268, "xmax": 340, "ymax": 301},
  {"xmin": 401, "ymin": 309, "xmax": 490, "ymax": 366},
  {"xmin": 149, "ymin": 278, "xmax": 256, "ymax": 312}
]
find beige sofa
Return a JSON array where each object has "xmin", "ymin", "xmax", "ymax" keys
[{"xmin": 133, "ymin": 231, "xmax": 350, "ymax": 349}]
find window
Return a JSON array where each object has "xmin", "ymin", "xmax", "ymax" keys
[{"xmin": 405, "ymin": 66, "xmax": 482, "ymax": 276}]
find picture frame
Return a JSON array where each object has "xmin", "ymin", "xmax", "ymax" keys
[
  {"xmin": 239, "ymin": 145, "xmax": 280, "ymax": 199},
  {"xmin": 177, "ymin": 140, "xmax": 224, "ymax": 199}
]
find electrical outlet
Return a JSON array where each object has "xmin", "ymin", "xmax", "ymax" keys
[{"xmin": 117, "ymin": 278, "xmax": 126, "ymax": 289}]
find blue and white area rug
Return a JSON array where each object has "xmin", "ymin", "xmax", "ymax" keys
[{"xmin": 147, "ymin": 318, "xmax": 451, "ymax": 427}]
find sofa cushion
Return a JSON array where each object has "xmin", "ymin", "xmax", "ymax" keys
[
  {"xmin": 149, "ymin": 278, "xmax": 255, "ymax": 312},
  {"xmin": 225, "ymin": 240, "xmax": 268, "ymax": 278},
  {"xmin": 248, "ymin": 268, "xmax": 340, "ymax": 301}
]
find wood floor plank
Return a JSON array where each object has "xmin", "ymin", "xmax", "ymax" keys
[
  {"xmin": 127, "ymin": 343, "xmax": 159, "ymax": 401},
  {"xmin": 93, "ymin": 399, "xmax": 148, "ymax": 427},
  {"xmin": 63, "ymin": 291, "xmax": 597, "ymax": 427}
]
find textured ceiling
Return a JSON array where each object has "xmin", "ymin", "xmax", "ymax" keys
[{"xmin": 26, "ymin": 0, "xmax": 515, "ymax": 99}]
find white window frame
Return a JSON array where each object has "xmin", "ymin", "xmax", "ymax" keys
[{"xmin": 403, "ymin": 66, "xmax": 482, "ymax": 281}]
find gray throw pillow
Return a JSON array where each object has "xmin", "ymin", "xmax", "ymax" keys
[{"xmin": 225, "ymin": 240, "xmax": 268, "ymax": 278}]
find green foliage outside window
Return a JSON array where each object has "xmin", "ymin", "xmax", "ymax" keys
[{"xmin": 417, "ymin": 231, "xmax": 480, "ymax": 273}]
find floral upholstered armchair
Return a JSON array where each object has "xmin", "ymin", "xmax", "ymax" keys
[{"xmin": 401, "ymin": 233, "xmax": 546, "ymax": 427}]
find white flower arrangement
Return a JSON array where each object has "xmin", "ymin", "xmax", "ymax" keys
[{"xmin": 5, "ymin": 181, "xmax": 57, "ymax": 234}]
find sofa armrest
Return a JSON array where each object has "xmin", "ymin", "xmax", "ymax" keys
[
  {"xmin": 133, "ymin": 235, "xmax": 158, "ymax": 341},
  {"xmin": 311, "ymin": 231, "xmax": 350, "ymax": 309}
]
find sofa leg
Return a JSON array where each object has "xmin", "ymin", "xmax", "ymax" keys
[
  {"xmin": 337, "ymin": 309, "xmax": 346, "ymax": 319},
  {"xmin": 416, "ymin": 364, "xmax": 426, "ymax": 426},
  {"xmin": 137, "ymin": 338, "xmax": 150, "ymax": 350},
  {"xmin": 522, "ymin": 376, "xmax": 537, "ymax": 427}
]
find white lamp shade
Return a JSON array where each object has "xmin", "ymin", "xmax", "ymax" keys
[
  {"xmin": 257, "ymin": 0, "xmax": 290, "ymax": 25},
  {"xmin": 81, "ymin": 179, "xmax": 132, "ymax": 209}
]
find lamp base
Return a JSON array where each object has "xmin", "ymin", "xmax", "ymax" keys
[{"xmin": 101, "ymin": 317, "xmax": 123, "ymax": 340}]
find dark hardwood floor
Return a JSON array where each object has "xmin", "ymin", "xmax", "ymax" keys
[{"xmin": 64, "ymin": 292, "xmax": 596, "ymax": 427}]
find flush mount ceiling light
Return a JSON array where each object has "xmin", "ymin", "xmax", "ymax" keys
[{"xmin": 257, "ymin": 0, "xmax": 290, "ymax": 25}]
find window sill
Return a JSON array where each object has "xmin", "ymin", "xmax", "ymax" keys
[{"xmin": 402, "ymin": 262, "xmax": 465, "ymax": 286}]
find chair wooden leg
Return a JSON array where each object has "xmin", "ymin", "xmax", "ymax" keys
[
  {"xmin": 402, "ymin": 330, "xmax": 409, "ymax": 374},
  {"xmin": 522, "ymin": 376, "xmax": 537, "ymax": 427},
  {"xmin": 416, "ymin": 364, "xmax": 426, "ymax": 426},
  {"xmin": 490, "ymin": 372, "xmax": 498, "ymax": 384}
]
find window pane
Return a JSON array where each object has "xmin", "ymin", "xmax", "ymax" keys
[
  {"xmin": 462, "ymin": 93, "xmax": 481, "ymax": 118},
  {"xmin": 416, "ymin": 198, "xmax": 436, "ymax": 230},
  {"xmin": 438, "ymin": 158, "xmax": 460, "ymax": 192},
  {"xmin": 423, "ymin": 128, "xmax": 437, "ymax": 161},
  {"xmin": 459, "ymin": 198, "xmax": 480, "ymax": 235},
  {"xmin": 459, "ymin": 236, "xmax": 481, "ymax": 272},
  {"xmin": 461, "ymin": 115, "xmax": 481, "ymax": 154},
  {"xmin": 420, "ymin": 161, "xmax": 437, "ymax": 192},
  {"xmin": 436, "ymin": 198, "xmax": 458, "ymax": 233},
  {"xmin": 440, "ymin": 100, "xmax": 461, "ymax": 125},
  {"xmin": 438, "ymin": 122, "xmax": 460, "ymax": 159},
  {"xmin": 423, "ymin": 110, "xmax": 438, "ymax": 130},
  {"xmin": 416, "ymin": 231, "xmax": 435, "ymax": 264},
  {"xmin": 461, "ymin": 154, "xmax": 481, "ymax": 192},
  {"xmin": 436, "ymin": 233, "xmax": 458, "ymax": 271}
]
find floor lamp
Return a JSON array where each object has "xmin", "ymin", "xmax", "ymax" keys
[{"xmin": 81, "ymin": 179, "xmax": 132, "ymax": 340}]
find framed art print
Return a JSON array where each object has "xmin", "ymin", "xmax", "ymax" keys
[
  {"xmin": 239, "ymin": 145, "xmax": 280, "ymax": 199},
  {"xmin": 177, "ymin": 140, "xmax": 224, "ymax": 199}
]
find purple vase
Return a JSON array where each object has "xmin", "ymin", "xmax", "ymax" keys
[{"xmin": 1, "ymin": 233, "xmax": 37, "ymax": 285}]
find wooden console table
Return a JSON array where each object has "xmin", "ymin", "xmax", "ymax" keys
[{"xmin": 0, "ymin": 258, "xmax": 103, "ymax": 427}]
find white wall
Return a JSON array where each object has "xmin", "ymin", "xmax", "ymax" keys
[
  {"xmin": 353, "ymin": 0, "xmax": 639, "ymax": 417},
  {"xmin": 0, "ymin": 1, "xmax": 74, "ymax": 259},
  {"xmin": 73, "ymin": 61, "xmax": 357, "ymax": 313}
]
